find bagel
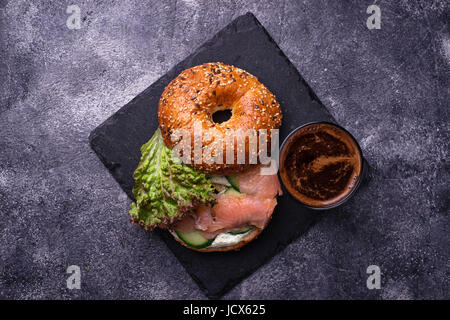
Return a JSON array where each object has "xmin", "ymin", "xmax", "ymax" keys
[{"xmin": 158, "ymin": 62, "xmax": 282, "ymax": 174}]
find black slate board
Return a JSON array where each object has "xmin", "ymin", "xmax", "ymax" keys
[{"xmin": 89, "ymin": 12, "xmax": 338, "ymax": 298}]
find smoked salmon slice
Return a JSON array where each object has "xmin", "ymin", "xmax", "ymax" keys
[
  {"xmin": 236, "ymin": 165, "xmax": 282, "ymax": 198},
  {"xmin": 174, "ymin": 165, "xmax": 282, "ymax": 237}
]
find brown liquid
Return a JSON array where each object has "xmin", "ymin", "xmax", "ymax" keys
[{"xmin": 280, "ymin": 123, "xmax": 362, "ymax": 207}]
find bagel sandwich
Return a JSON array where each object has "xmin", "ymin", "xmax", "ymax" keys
[{"xmin": 129, "ymin": 63, "xmax": 282, "ymax": 252}]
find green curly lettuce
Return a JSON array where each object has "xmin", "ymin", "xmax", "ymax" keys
[{"xmin": 129, "ymin": 128, "xmax": 214, "ymax": 230}]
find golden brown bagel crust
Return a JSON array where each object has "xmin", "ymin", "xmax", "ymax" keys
[
  {"xmin": 158, "ymin": 62, "xmax": 282, "ymax": 174},
  {"xmin": 169, "ymin": 206, "xmax": 274, "ymax": 252}
]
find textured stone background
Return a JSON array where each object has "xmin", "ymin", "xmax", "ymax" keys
[{"xmin": 0, "ymin": 0, "xmax": 448, "ymax": 299}]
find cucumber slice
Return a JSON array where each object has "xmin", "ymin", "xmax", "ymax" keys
[
  {"xmin": 175, "ymin": 230, "xmax": 214, "ymax": 249},
  {"xmin": 224, "ymin": 187, "xmax": 241, "ymax": 195},
  {"xmin": 210, "ymin": 175, "xmax": 231, "ymax": 186},
  {"xmin": 226, "ymin": 175, "xmax": 240, "ymax": 191},
  {"xmin": 229, "ymin": 227, "xmax": 252, "ymax": 235}
]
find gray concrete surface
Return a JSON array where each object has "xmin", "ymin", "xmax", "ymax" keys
[{"xmin": 0, "ymin": 0, "xmax": 448, "ymax": 299}]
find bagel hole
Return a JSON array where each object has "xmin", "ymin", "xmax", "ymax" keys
[{"xmin": 212, "ymin": 109, "xmax": 232, "ymax": 124}]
